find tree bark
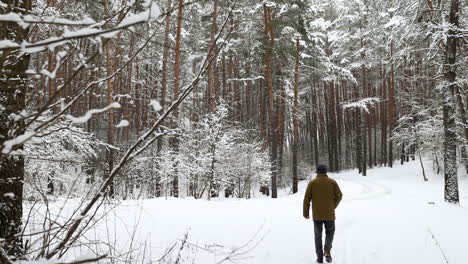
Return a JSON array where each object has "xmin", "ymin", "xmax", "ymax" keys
[
  {"xmin": 388, "ymin": 42, "xmax": 396, "ymax": 167},
  {"xmin": 455, "ymin": 86, "xmax": 468, "ymax": 173},
  {"xmin": 0, "ymin": 0, "xmax": 31, "ymax": 258},
  {"xmin": 263, "ymin": 4, "xmax": 277, "ymax": 198},
  {"xmin": 159, "ymin": 0, "xmax": 173, "ymax": 152},
  {"xmin": 207, "ymin": 0, "xmax": 218, "ymax": 112},
  {"xmin": 292, "ymin": 38, "xmax": 300, "ymax": 194},
  {"xmin": 104, "ymin": 0, "xmax": 115, "ymax": 198},
  {"xmin": 443, "ymin": 0, "xmax": 460, "ymax": 203},
  {"xmin": 170, "ymin": 0, "xmax": 184, "ymax": 197}
]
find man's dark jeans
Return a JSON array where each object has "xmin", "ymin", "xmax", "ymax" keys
[{"xmin": 314, "ymin": 220, "xmax": 335, "ymax": 259}]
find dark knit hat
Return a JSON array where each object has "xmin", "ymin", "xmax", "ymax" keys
[{"xmin": 316, "ymin": 164, "xmax": 328, "ymax": 174}]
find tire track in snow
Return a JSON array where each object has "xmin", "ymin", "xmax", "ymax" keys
[
  {"xmin": 340, "ymin": 178, "xmax": 392, "ymax": 202},
  {"xmin": 333, "ymin": 177, "xmax": 392, "ymax": 264}
]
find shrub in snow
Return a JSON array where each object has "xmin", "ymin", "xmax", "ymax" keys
[
  {"xmin": 177, "ymin": 103, "xmax": 271, "ymax": 199},
  {"xmin": 24, "ymin": 118, "xmax": 107, "ymax": 200}
]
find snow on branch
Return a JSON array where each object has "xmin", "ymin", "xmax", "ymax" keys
[
  {"xmin": 0, "ymin": 2, "xmax": 161, "ymax": 53},
  {"xmin": 227, "ymin": 76, "xmax": 265, "ymax": 82},
  {"xmin": 1, "ymin": 6, "xmax": 168, "ymax": 156},
  {"xmin": 66, "ymin": 102, "xmax": 121, "ymax": 124},
  {"xmin": 42, "ymin": 5, "xmax": 237, "ymax": 259},
  {"xmin": 116, "ymin": 120, "xmax": 130, "ymax": 128},
  {"xmin": 343, "ymin": 97, "xmax": 381, "ymax": 113},
  {"xmin": 2, "ymin": 131, "xmax": 36, "ymax": 154},
  {"xmin": 2, "ymin": 102, "xmax": 121, "ymax": 154},
  {"xmin": 40, "ymin": 51, "xmax": 67, "ymax": 79},
  {"xmin": 0, "ymin": 13, "xmax": 96, "ymax": 27},
  {"xmin": 149, "ymin": 100, "xmax": 163, "ymax": 112}
]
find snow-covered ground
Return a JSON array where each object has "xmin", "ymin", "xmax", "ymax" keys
[{"xmin": 28, "ymin": 160, "xmax": 468, "ymax": 264}]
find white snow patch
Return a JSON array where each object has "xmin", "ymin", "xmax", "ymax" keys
[
  {"xmin": 118, "ymin": 2, "xmax": 161, "ymax": 27},
  {"xmin": 2, "ymin": 131, "xmax": 36, "ymax": 154},
  {"xmin": 0, "ymin": 39, "xmax": 20, "ymax": 49},
  {"xmin": 149, "ymin": 100, "xmax": 162, "ymax": 112},
  {"xmin": 384, "ymin": 15, "xmax": 406, "ymax": 28},
  {"xmin": 0, "ymin": 13, "xmax": 22, "ymax": 22},
  {"xmin": 116, "ymin": 120, "xmax": 130, "ymax": 128},
  {"xmin": 3, "ymin": 193, "xmax": 15, "ymax": 198},
  {"xmin": 343, "ymin": 97, "xmax": 380, "ymax": 113},
  {"xmin": 24, "ymin": 161, "xmax": 468, "ymax": 264}
]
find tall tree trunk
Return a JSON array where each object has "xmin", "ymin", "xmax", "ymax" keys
[
  {"xmin": 234, "ymin": 56, "xmax": 241, "ymax": 121},
  {"xmin": 329, "ymin": 81, "xmax": 338, "ymax": 171},
  {"xmin": 207, "ymin": 0, "xmax": 218, "ymax": 112},
  {"xmin": 292, "ymin": 38, "xmax": 300, "ymax": 194},
  {"xmin": 104, "ymin": 0, "xmax": 115, "ymax": 198},
  {"xmin": 311, "ymin": 83, "xmax": 319, "ymax": 167},
  {"xmin": 263, "ymin": 4, "xmax": 277, "ymax": 198},
  {"xmin": 277, "ymin": 68, "xmax": 285, "ymax": 183},
  {"xmin": 222, "ymin": 55, "xmax": 227, "ymax": 100},
  {"xmin": 46, "ymin": 0, "xmax": 57, "ymax": 195},
  {"xmin": 381, "ymin": 71, "xmax": 388, "ymax": 166},
  {"xmin": 0, "ymin": 0, "xmax": 31, "ymax": 258},
  {"xmin": 354, "ymin": 84, "xmax": 363, "ymax": 174},
  {"xmin": 361, "ymin": 39, "xmax": 367, "ymax": 176},
  {"xmin": 324, "ymin": 83, "xmax": 332, "ymax": 172},
  {"xmin": 159, "ymin": 0, "xmax": 173, "ymax": 151},
  {"xmin": 455, "ymin": 86, "xmax": 468, "ymax": 173},
  {"xmin": 342, "ymin": 81, "xmax": 352, "ymax": 169},
  {"xmin": 372, "ymin": 85, "xmax": 377, "ymax": 166},
  {"xmin": 367, "ymin": 84, "xmax": 373, "ymax": 169},
  {"xmin": 443, "ymin": 0, "xmax": 460, "ymax": 203},
  {"xmin": 170, "ymin": 0, "xmax": 184, "ymax": 197},
  {"xmin": 336, "ymin": 81, "xmax": 343, "ymax": 170},
  {"xmin": 388, "ymin": 42, "xmax": 396, "ymax": 167}
]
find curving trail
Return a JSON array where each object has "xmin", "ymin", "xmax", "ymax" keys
[{"xmin": 83, "ymin": 161, "xmax": 468, "ymax": 264}]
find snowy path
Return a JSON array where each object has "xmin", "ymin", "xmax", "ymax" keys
[{"xmin": 78, "ymin": 161, "xmax": 468, "ymax": 264}]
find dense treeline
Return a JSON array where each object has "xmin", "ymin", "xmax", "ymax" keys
[
  {"xmin": 9, "ymin": 0, "xmax": 467, "ymax": 199},
  {"xmin": 0, "ymin": 0, "xmax": 465, "ymax": 260}
]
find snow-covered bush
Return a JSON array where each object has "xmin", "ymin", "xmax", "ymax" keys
[
  {"xmin": 24, "ymin": 118, "xmax": 107, "ymax": 200},
  {"xmin": 177, "ymin": 103, "xmax": 270, "ymax": 199},
  {"xmin": 393, "ymin": 100, "xmax": 445, "ymax": 173}
]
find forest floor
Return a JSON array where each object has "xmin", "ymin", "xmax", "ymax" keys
[{"xmin": 32, "ymin": 160, "xmax": 468, "ymax": 264}]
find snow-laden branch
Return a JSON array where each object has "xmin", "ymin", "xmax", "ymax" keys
[
  {"xmin": 0, "ymin": 3, "xmax": 161, "ymax": 53},
  {"xmin": 343, "ymin": 97, "xmax": 381, "ymax": 113},
  {"xmin": 2, "ymin": 131, "xmax": 35, "ymax": 154},
  {"xmin": 149, "ymin": 100, "xmax": 163, "ymax": 112},
  {"xmin": 66, "ymin": 102, "xmax": 121, "ymax": 124},
  {"xmin": 227, "ymin": 76, "xmax": 265, "ymax": 82},
  {"xmin": 115, "ymin": 120, "xmax": 130, "ymax": 128},
  {"xmin": 0, "ymin": 13, "xmax": 96, "ymax": 27},
  {"xmin": 43, "ymin": 4, "xmax": 237, "ymax": 259},
  {"xmin": 1, "ymin": 6, "xmax": 166, "ymax": 155}
]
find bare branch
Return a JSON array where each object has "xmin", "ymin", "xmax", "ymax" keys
[
  {"xmin": 0, "ymin": 248, "xmax": 14, "ymax": 264},
  {"xmin": 43, "ymin": 5, "xmax": 237, "ymax": 259}
]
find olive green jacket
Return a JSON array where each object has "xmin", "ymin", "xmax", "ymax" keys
[{"xmin": 303, "ymin": 174, "xmax": 343, "ymax": 220}]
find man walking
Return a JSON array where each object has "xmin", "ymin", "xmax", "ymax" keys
[{"xmin": 303, "ymin": 165, "xmax": 343, "ymax": 263}]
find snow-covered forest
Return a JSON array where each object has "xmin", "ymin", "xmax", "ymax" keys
[{"xmin": 0, "ymin": 0, "xmax": 467, "ymax": 263}]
